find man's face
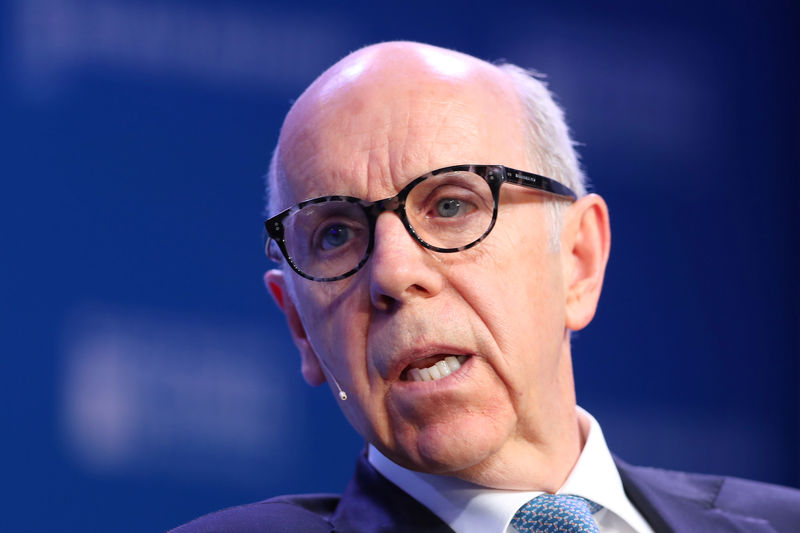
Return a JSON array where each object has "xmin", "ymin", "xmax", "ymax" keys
[{"xmin": 270, "ymin": 47, "xmax": 579, "ymax": 487}]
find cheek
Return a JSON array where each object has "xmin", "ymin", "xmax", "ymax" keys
[
  {"xmin": 503, "ymin": 247, "xmax": 565, "ymax": 347},
  {"xmin": 447, "ymin": 218, "xmax": 566, "ymax": 369},
  {"xmin": 496, "ymin": 207, "xmax": 563, "ymax": 313},
  {"xmin": 295, "ymin": 281, "xmax": 369, "ymax": 362}
]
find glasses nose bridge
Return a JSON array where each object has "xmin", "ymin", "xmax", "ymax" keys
[
  {"xmin": 365, "ymin": 192, "xmax": 423, "ymax": 249},
  {"xmin": 363, "ymin": 191, "xmax": 403, "ymax": 218},
  {"xmin": 378, "ymin": 194, "xmax": 401, "ymax": 213}
]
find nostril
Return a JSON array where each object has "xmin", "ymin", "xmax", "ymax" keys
[
  {"xmin": 371, "ymin": 291, "xmax": 399, "ymax": 312},
  {"xmin": 410, "ymin": 283, "xmax": 428, "ymax": 295}
]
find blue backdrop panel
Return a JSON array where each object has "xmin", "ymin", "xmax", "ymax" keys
[{"xmin": 1, "ymin": 1, "xmax": 797, "ymax": 531}]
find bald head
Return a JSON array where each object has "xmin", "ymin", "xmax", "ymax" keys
[
  {"xmin": 270, "ymin": 42, "xmax": 520, "ymax": 214},
  {"xmin": 293, "ymin": 41, "xmax": 499, "ymax": 110},
  {"xmin": 267, "ymin": 42, "xmax": 585, "ymax": 222}
]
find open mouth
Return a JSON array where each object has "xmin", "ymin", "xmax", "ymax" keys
[{"xmin": 400, "ymin": 355, "xmax": 469, "ymax": 382}]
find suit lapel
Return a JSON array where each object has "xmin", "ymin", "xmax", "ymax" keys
[
  {"xmin": 331, "ymin": 454, "xmax": 453, "ymax": 533},
  {"xmin": 615, "ymin": 457, "xmax": 777, "ymax": 533}
]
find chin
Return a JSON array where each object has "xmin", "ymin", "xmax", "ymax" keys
[{"xmin": 395, "ymin": 415, "xmax": 513, "ymax": 476}]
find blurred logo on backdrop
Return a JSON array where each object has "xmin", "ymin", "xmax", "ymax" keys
[
  {"xmin": 60, "ymin": 304, "xmax": 301, "ymax": 484},
  {"xmin": 10, "ymin": 0, "xmax": 355, "ymax": 97}
]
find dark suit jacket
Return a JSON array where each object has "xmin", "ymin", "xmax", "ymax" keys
[{"xmin": 170, "ymin": 455, "xmax": 800, "ymax": 532}]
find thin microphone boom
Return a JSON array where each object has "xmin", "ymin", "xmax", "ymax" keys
[{"xmin": 317, "ymin": 355, "xmax": 348, "ymax": 401}]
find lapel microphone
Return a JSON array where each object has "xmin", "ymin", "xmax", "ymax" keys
[{"xmin": 317, "ymin": 355, "xmax": 348, "ymax": 400}]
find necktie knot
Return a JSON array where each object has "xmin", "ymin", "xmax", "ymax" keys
[{"xmin": 512, "ymin": 494, "xmax": 602, "ymax": 532}]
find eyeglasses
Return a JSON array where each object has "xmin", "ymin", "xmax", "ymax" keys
[{"xmin": 264, "ymin": 164, "xmax": 577, "ymax": 282}]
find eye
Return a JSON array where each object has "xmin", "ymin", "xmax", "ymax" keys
[
  {"xmin": 436, "ymin": 198, "xmax": 464, "ymax": 218},
  {"xmin": 319, "ymin": 223, "xmax": 352, "ymax": 250}
]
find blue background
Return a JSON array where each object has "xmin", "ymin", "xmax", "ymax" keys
[{"xmin": 1, "ymin": 1, "xmax": 797, "ymax": 531}]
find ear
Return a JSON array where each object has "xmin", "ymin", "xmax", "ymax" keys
[
  {"xmin": 264, "ymin": 269, "xmax": 326, "ymax": 387},
  {"xmin": 561, "ymin": 194, "xmax": 611, "ymax": 331}
]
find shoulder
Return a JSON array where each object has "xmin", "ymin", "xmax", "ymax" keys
[
  {"xmin": 713, "ymin": 474, "xmax": 800, "ymax": 521},
  {"xmin": 168, "ymin": 494, "xmax": 339, "ymax": 533},
  {"xmin": 624, "ymin": 460, "xmax": 800, "ymax": 506},
  {"xmin": 617, "ymin": 458, "xmax": 800, "ymax": 532}
]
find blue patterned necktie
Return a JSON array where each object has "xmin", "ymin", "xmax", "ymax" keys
[{"xmin": 511, "ymin": 494, "xmax": 602, "ymax": 532}]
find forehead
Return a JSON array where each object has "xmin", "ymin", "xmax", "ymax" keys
[{"xmin": 275, "ymin": 48, "xmax": 529, "ymax": 209}]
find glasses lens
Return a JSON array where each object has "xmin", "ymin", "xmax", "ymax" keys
[
  {"xmin": 282, "ymin": 200, "xmax": 370, "ymax": 279},
  {"xmin": 406, "ymin": 170, "xmax": 494, "ymax": 249}
]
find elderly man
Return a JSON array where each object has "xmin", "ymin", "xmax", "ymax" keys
[{"xmin": 172, "ymin": 42, "xmax": 799, "ymax": 532}]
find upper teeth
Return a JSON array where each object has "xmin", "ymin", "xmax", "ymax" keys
[{"xmin": 407, "ymin": 355, "xmax": 468, "ymax": 382}]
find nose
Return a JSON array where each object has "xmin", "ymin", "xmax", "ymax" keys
[{"xmin": 368, "ymin": 212, "xmax": 444, "ymax": 311}]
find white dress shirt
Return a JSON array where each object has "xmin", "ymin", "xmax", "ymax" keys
[{"xmin": 368, "ymin": 407, "xmax": 654, "ymax": 533}]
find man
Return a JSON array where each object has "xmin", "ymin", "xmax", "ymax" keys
[{"xmin": 172, "ymin": 42, "xmax": 799, "ymax": 532}]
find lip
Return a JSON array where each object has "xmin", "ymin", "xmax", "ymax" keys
[{"xmin": 383, "ymin": 344, "xmax": 475, "ymax": 382}]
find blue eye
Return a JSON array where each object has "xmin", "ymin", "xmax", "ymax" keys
[
  {"xmin": 436, "ymin": 198, "xmax": 463, "ymax": 217},
  {"xmin": 320, "ymin": 223, "xmax": 351, "ymax": 250}
]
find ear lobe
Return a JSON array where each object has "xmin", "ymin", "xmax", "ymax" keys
[
  {"xmin": 562, "ymin": 194, "xmax": 611, "ymax": 331},
  {"xmin": 264, "ymin": 269, "xmax": 326, "ymax": 387}
]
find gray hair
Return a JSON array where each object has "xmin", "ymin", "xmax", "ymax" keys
[
  {"xmin": 266, "ymin": 147, "xmax": 282, "ymax": 219},
  {"xmin": 265, "ymin": 62, "xmax": 587, "ymax": 250},
  {"xmin": 497, "ymin": 64, "xmax": 587, "ymax": 250}
]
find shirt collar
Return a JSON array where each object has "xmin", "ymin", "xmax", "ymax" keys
[{"xmin": 368, "ymin": 407, "xmax": 652, "ymax": 533}]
